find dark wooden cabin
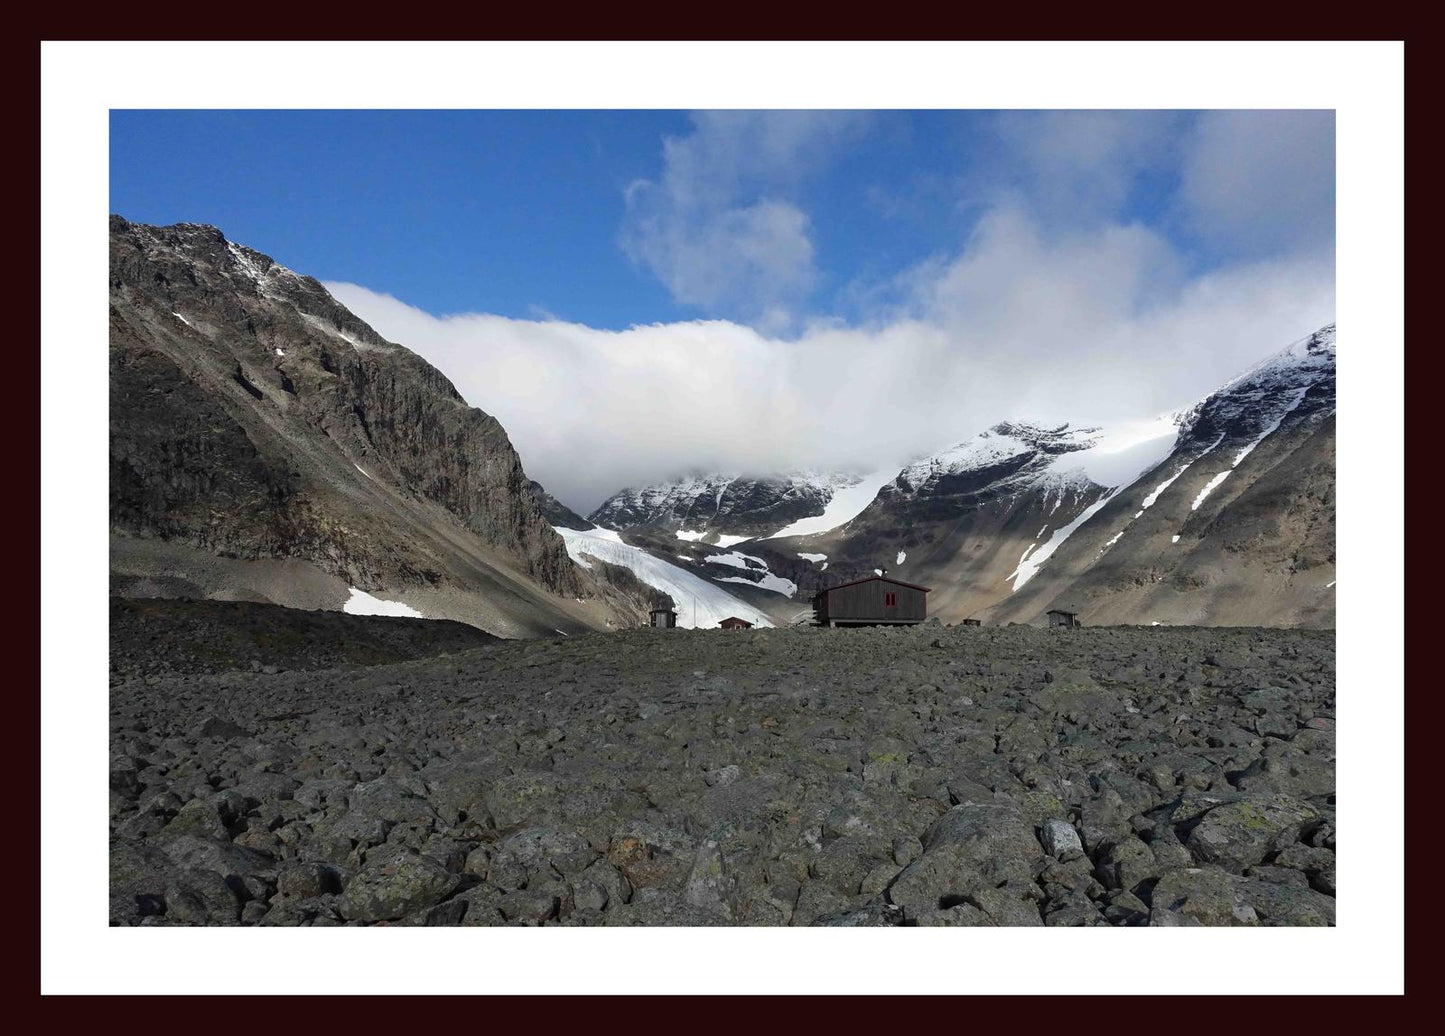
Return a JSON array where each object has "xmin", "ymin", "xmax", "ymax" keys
[
  {"xmin": 718, "ymin": 617, "xmax": 753, "ymax": 630},
  {"xmin": 1046, "ymin": 609, "xmax": 1081, "ymax": 628},
  {"xmin": 962, "ymin": 618, "xmax": 982, "ymax": 626},
  {"xmin": 649, "ymin": 607, "xmax": 677, "ymax": 629},
  {"xmin": 812, "ymin": 575, "xmax": 931, "ymax": 627}
]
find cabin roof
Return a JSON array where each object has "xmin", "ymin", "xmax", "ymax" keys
[
  {"xmin": 813, "ymin": 574, "xmax": 932, "ymax": 596},
  {"xmin": 650, "ymin": 606, "xmax": 676, "ymax": 614},
  {"xmin": 719, "ymin": 616, "xmax": 752, "ymax": 625}
]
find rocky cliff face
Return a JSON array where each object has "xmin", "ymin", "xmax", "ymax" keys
[{"xmin": 109, "ymin": 217, "xmax": 601, "ymax": 635}]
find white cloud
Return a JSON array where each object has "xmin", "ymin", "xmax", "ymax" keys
[
  {"xmin": 621, "ymin": 196, "xmax": 816, "ymax": 330},
  {"xmin": 1177, "ymin": 110, "xmax": 1335, "ymax": 256},
  {"xmin": 619, "ymin": 111, "xmax": 870, "ymax": 330},
  {"xmin": 327, "ymin": 203, "xmax": 1332, "ymax": 514},
  {"xmin": 986, "ymin": 110, "xmax": 1182, "ymax": 226},
  {"xmin": 322, "ymin": 112, "xmax": 1334, "ymax": 514}
]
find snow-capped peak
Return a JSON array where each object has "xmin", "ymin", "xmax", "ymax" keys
[
  {"xmin": 894, "ymin": 415, "xmax": 1182, "ymax": 499},
  {"xmin": 590, "ymin": 469, "xmax": 882, "ymax": 537},
  {"xmin": 1176, "ymin": 323, "xmax": 1335, "ymax": 445}
]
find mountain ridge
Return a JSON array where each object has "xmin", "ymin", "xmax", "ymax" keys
[
  {"xmin": 580, "ymin": 324, "xmax": 1336, "ymax": 629},
  {"xmin": 109, "ymin": 216, "xmax": 658, "ymax": 636}
]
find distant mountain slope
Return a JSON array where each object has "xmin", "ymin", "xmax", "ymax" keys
[
  {"xmin": 109, "ymin": 216, "xmax": 647, "ymax": 637},
  {"xmin": 780, "ymin": 324, "xmax": 1335, "ymax": 628},
  {"xmin": 589, "ymin": 470, "xmax": 880, "ymax": 541},
  {"xmin": 981, "ymin": 325, "xmax": 1336, "ymax": 627},
  {"xmin": 529, "ymin": 480, "xmax": 596, "ymax": 531},
  {"xmin": 764, "ymin": 416, "xmax": 1178, "ymax": 615}
]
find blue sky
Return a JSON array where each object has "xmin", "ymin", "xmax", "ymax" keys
[
  {"xmin": 110, "ymin": 109, "xmax": 1335, "ymax": 508},
  {"xmin": 111, "ymin": 110, "xmax": 1330, "ymax": 331}
]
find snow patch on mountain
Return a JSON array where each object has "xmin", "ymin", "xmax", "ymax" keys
[
  {"xmin": 344, "ymin": 588, "xmax": 424, "ymax": 618},
  {"xmin": 1191, "ymin": 388, "xmax": 1308, "ymax": 512},
  {"xmin": 768, "ymin": 467, "xmax": 899, "ymax": 539},
  {"xmin": 1008, "ymin": 488, "xmax": 1122, "ymax": 591},
  {"xmin": 1191, "ymin": 471, "xmax": 1233, "ymax": 511},
  {"xmin": 717, "ymin": 573, "xmax": 798, "ymax": 598},
  {"xmin": 596, "ymin": 470, "xmax": 874, "ymax": 539},
  {"xmin": 704, "ymin": 551, "xmax": 761, "ymax": 571},
  {"xmin": 897, "ymin": 415, "xmax": 1181, "ymax": 504},
  {"xmin": 554, "ymin": 526, "xmax": 773, "ymax": 628},
  {"xmin": 704, "ymin": 551, "xmax": 798, "ymax": 598}
]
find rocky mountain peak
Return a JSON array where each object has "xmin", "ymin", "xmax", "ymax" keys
[{"xmin": 110, "ymin": 216, "xmax": 599, "ymax": 632}]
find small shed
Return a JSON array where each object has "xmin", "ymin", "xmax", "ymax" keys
[
  {"xmin": 649, "ymin": 607, "xmax": 677, "ymax": 629},
  {"xmin": 812, "ymin": 575, "xmax": 931, "ymax": 627},
  {"xmin": 719, "ymin": 617, "xmax": 753, "ymax": 630},
  {"xmin": 962, "ymin": 618, "xmax": 982, "ymax": 627},
  {"xmin": 1046, "ymin": 609, "xmax": 1081, "ymax": 628}
]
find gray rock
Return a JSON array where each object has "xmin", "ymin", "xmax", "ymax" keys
[
  {"xmin": 336, "ymin": 852, "xmax": 459, "ymax": 922},
  {"xmin": 1240, "ymin": 878, "xmax": 1335, "ymax": 926},
  {"xmin": 1149, "ymin": 868, "xmax": 1258, "ymax": 926},
  {"xmin": 109, "ymin": 615, "xmax": 1336, "ymax": 928},
  {"xmin": 278, "ymin": 862, "xmax": 342, "ymax": 899},
  {"xmin": 1097, "ymin": 837, "xmax": 1157, "ymax": 893},
  {"xmin": 704, "ymin": 765, "xmax": 741, "ymax": 788},
  {"xmin": 1040, "ymin": 818, "xmax": 1084, "ymax": 861},
  {"xmin": 1187, "ymin": 795, "xmax": 1318, "ymax": 871}
]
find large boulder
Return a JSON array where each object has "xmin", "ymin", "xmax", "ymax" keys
[
  {"xmin": 110, "ymin": 842, "xmax": 242, "ymax": 926},
  {"xmin": 336, "ymin": 851, "xmax": 459, "ymax": 923},
  {"xmin": 1187, "ymin": 795, "xmax": 1318, "ymax": 871},
  {"xmin": 887, "ymin": 803, "xmax": 1042, "ymax": 924},
  {"xmin": 1149, "ymin": 868, "xmax": 1258, "ymax": 926}
]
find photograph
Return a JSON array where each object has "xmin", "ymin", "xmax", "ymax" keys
[{"xmin": 38, "ymin": 39, "xmax": 1406, "ymax": 996}]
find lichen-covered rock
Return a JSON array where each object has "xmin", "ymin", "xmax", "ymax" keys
[
  {"xmin": 1097, "ymin": 837, "xmax": 1157, "ymax": 893},
  {"xmin": 336, "ymin": 852, "xmax": 459, "ymax": 922},
  {"xmin": 1187, "ymin": 795, "xmax": 1319, "ymax": 870},
  {"xmin": 1149, "ymin": 868, "xmax": 1258, "ymax": 927}
]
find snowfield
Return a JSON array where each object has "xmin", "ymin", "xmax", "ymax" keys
[
  {"xmin": 555, "ymin": 526, "xmax": 774, "ymax": 628},
  {"xmin": 898, "ymin": 414, "xmax": 1181, "ymax": 508},
  {"xmin": 344, "ymin": 588, "xmax": 425, "ymax": 618},
  {"xmin": 768, "ymin": 467, "xmax": 899, "ymax": 539},
  {"xmin": 704, "ymin": 551, "xmax": 798, "ymax": 598}
]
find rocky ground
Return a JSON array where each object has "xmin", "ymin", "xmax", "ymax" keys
[
  {"xmin": 110, "ymin": 612, "xmax": 1335, "ymax": 926},
  {"xmin": 110, "ymin": 598, "xmax": 498, "ymax": 679}
]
